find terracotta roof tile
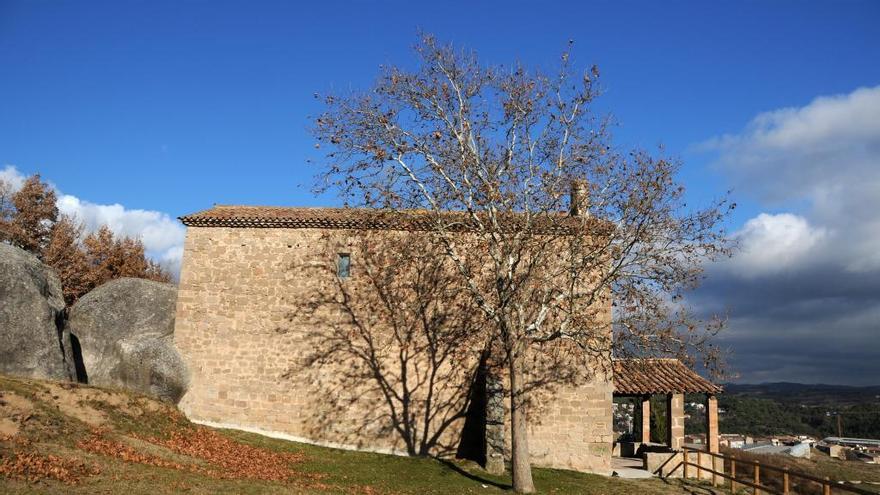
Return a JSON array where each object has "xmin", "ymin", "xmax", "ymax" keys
[
  {"xmin": 179, "ymin": 205, "xmax": 608, "ymax": 234},
  {"xmin": 613, "ymin": 358, "xmax": 722, "ymax": 395}
]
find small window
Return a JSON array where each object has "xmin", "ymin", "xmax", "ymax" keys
[{"xmin": 337, "ymin": 253, "xmax": 351, "ymax": 278}]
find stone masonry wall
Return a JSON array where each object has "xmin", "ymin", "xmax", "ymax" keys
[
  {"xmin": 174, "ymin": 225, "xmax": 612, "ymax": 473},
  {"xmin": 526, "ymin": 376, "xmax": 612, "ymax": 474},
  {"xmin": 667, "ymin": 393, "xmax": 685, "ymax": 451}
]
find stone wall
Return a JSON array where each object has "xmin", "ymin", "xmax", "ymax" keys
[
  {"xmin": 174, "ymin": 225, "xmax": 612, "ymax": 473},
  {"xmin": 525, "ymin": 377, "xmax": 612, "ymax": 473},
  {"xmin": 666, "ymin": 393, "xmax": 684, "ymax": 450},
  {"xmin": 706, "ymin": 395, "xmax": 719, "ymax": 453}
]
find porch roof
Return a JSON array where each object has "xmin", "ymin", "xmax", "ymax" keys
[{"xmin": 613, "ymin": 358, "xmax": 722, "ymax": 395}]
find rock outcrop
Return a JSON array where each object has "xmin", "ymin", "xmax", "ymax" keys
[
  {"xmin": 67, "ymin": 278, "xmax": 188, "ymax": 402},
  {"xmin": 0, "ymin": 243, "xmax": 74, "ymax": 380}
]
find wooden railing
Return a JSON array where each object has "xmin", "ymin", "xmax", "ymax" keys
[{"xmin": 681, "ymin": 447, "xmax": 877, "ymax": 495}]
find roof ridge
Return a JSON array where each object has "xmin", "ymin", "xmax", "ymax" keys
[
  {"xmin": 212, "ymin": 205, "xmax": 359, "ymax": 210},
  {"xmin": 614, "ymin": 357, "xmax": 680, "ymax": 362},
  {"xmin": 178, "ymin": 205, "xmax": 611, "ymax": 234}
]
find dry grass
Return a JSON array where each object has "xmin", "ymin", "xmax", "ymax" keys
[{"xmin": 0, "ymin": 374, "xmax": 719, "ymax": 494}]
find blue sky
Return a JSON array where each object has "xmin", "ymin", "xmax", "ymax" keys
[
  {"xmin": 2, "ymin": 0, "xmax": 877, "ymax": 218},
  {"xmin": 2, "ymin": 0, "xmax": 879, "ymax": 384}
]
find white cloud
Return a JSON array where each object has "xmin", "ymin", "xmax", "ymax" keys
[
  {"xmin": 703, "ymin": 85, "xmax": 880, "ymax": 273},
  {"xmin": 704, "ymin": 85, "xmax": 880, "ymax": 205},
  {"xmin": 726, "ymin": 213, "xmax": 827, "ymax": 278},
  {"xmin": 729, "ymin": 86, "xmax": 880, "ymax": 150},
  {"xmin": 1, "ymin": 165, "xmax": 185, "ymax": 276},
  {"xmin": 0, "ymin": 165, "xmax": 27, "ymax": 190}
]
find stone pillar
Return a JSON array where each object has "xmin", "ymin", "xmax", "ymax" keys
[
  {"xmin": 640, "ymin": 395, "xmax": 652, "ymax": 444},
  {"xmin": 705, "ymin": 394, "xmax": 719, "ymax": 453},
  {"xmin": 666, "ymin": 393, "xmax": 684, "ymax": 450},
  {"xmin": 484, "ymin": 370, "xmax": 506, "ymax": 474}
]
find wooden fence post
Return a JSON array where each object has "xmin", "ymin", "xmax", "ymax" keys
[
  {"xmin": 683, "ymin": 448, "xmax": 689, "ymax": 479},
  {"xmin": 783, "ymin": 468, "xmax": 790, "ymax": 495},
  {"xmin": 823, "ymin": 477, "xmax": 831, "ymax": 495},
  {"xmin": 712, "ymin": 453, "xmax": 718, "ymax": 486},
  {"xmin": 754, "ymin": 461, "xmax": 761, "ymax": 495},
  {"xmin": 731, "ymin": 458, "xmax": 737, "ymax": 492}
]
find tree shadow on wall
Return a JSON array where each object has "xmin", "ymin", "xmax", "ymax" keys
[{"xmin": 281, "ymin": 230, "xmax": 493, "ymax": 459}]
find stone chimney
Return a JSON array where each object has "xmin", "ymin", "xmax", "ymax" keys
[{"xmin": 569, "ymin": 180, "xmax": 590, "ymax": 217}]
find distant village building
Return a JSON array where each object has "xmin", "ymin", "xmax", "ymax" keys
[
  {"xmin": 822, "ymin": 437, "xmax": 880, "ymax": 450},
  {"xmin": 719, "ymin": 434, "xmax": 748, "ymax": 449},
  {"xmin": 684, "ymin": 433, "xmax": 705, "ymax": 445},
  {"xmin": 819, "ymin": 437, "xmax": 880, "ymax": 463},
  {"xmin": 796, "ymin": 435, "xmax": 818, "ymax": 447},
  {"xmin": 742, "ymin": 441, "xmax": 811, "ymax": 459},
  {"xmin": 818, "ymin": 443, "xmax": 846, "ymax": 459}
]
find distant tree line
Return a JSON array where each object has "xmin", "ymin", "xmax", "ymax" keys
[
  {"xmin": 0, "ymin": 174, "xmax": 170, "ymax": 305},
  {"xmin": 685, "ymin": 394, "xmax": 880, "ymax": 439}
]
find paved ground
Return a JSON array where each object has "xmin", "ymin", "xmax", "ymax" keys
[{"xmin": 611, "ymin": 456, "xmax": 654, "ymax": 479}]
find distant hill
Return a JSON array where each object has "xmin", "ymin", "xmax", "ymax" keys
[{"xmin": 722, "ymin": 382, "xmax": 880, "ymax": 407}]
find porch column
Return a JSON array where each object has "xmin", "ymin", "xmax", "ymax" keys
[
  {"xmin": 666, "ymin": 393, "xmax": 684, "ymax": 450},
  {"xmin": 640, "ymin": 395, "xmax": 651, "ymax": 444},
  {"xmin": 705, "ymin": 394, "xmax": 719, "ymax": 453}
]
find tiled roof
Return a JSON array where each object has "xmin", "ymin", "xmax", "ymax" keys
[
  {"xmin": 613, "ymin": 358, "xmax": 722, "ymax": 395},
  {"xmin": 179, "ymin": 205, "xmax": 608, "ymax": 234},
  {"xmin": 180, "ymin": 206, "xmax": 430, "ymax": 229}
]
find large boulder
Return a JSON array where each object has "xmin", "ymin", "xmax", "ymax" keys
[
  {"xmin": 0, "ymin": 243, "xmax": 74, "ymax": 380},
  {"xmin": 67, "ymin": 278, "xmax": 188, "ymax": 402}
]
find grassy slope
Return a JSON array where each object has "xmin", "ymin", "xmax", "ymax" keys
[{"xmin": 0, "ymin": 375, "xmax": 710, "ymax": 495}]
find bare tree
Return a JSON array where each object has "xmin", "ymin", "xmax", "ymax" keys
[{"xmin": 312, "ymin": 35, "xmax": 732, "ymax": 493}]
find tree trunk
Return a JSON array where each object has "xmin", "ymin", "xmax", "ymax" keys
[{"xmin": 508, "ymin": 353, "xmax": 535, "ymax": 493}]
